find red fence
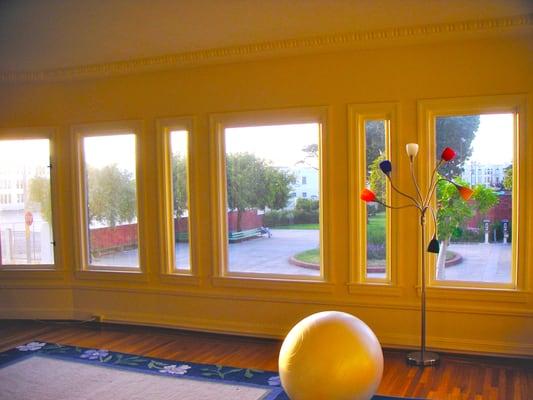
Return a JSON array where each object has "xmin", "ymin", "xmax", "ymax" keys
[
  {"xmin": 90, "ymin": 224, "xmax": 138, "ymax": 253},
  {"xmin": 227, "ymin": 210, "xmax": 263, "ymax": 231},
  {"xmin": 467, "ymin": 193, "xmax": 512, "ymax": 228},
  {"xmin": 90, "ymin": 210, "xmax": 264, "ymax": 252}
]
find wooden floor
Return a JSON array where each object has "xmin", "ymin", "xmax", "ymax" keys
[{"xmin": 1, "ymin": 320, "xmax": 531, "ymax": 399}]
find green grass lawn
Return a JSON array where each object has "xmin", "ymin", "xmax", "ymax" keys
[
  {"xmin": 294, "ymin": 248, "xmax": 320, "ymax": 264},
  {"xmin": 275, "ymin": 223, "xmax": 319, "ymax": 230},
  {"xmin": 367, "ymin": 212, "xmax": 386, "ymax": 241}
]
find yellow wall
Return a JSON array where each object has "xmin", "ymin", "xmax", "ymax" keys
[{"xmin": 1, "ymin": 34, "xmax": 532, "ymax": 356}]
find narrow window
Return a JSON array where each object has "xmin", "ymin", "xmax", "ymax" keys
[
  {"xmin": 0, "ymin": 139, "xmax": 55, "ymax": 266},
  {"xmin": 82, "ymin": 134, "xmax": 139, "ymax": 269},
  {"xmin": 223, "ymin": 123, "xmax": 321, "ymax": 277},
  {"xmin": 434, "ymin": 113, "xmax": 515, "ymax": 284},
  {"xmin": 169, "ymin": 130, "xmax": 191, "ymax": 270},
  {"xmin": 364, "ymin": 120, "xmax": 389, "ymax": 280}
]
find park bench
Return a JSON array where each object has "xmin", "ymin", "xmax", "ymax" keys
[{"xmin": 229, "ymin": 227, "xmax": 271, "ymax": 242}]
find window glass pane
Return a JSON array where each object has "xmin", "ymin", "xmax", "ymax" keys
[
  {"xmin": 365, "ymin": 120, "xmax": 387, "ymax": 279},
  {"xmin": 224, "ymin": 123, "xmax": 320, "ymax": 277},
  {"xmin": 435, "ymin": 113, "xmax": 514, "ymax": 283},
  {"xmin": 0, "ymin": 139, "xmax": 54, "ymax": 266},
  {"xmin": 170, "ymin": 130, "xmax": 190, "ymax": 270},
  {"xmin": 83, "ymin": 134, "xmax": 139, "ymax": 268}
]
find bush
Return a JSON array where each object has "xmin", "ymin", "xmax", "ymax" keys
[
  {"xmin": 293, "ymin": 209, "xmax": 319, "ymax": 224},
  {"xmin": 264, "ymin": 210, "xmax": 294, "ymax": 227},
  {"xmin": 295, "ymin": 198, "xmax": 319, "ymax": 212},
  {"xmin": 367, "ymin": 243, "xmax": 385, "ymax": 260}
]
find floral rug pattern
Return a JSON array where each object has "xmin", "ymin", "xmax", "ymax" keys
[{"xmin": 1, "ymin": 341, "xmax": 414, "ymax": 400}]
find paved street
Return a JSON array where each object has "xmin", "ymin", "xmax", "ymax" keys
[
  {"xmin": 94, "ymin": 231, "xmax": 513, "ymax": 283},
  {"xmin": 444, "ymin": 242, "xmax": 512, "ymax": 283}
]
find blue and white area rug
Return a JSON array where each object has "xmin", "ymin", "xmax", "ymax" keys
[{"xmin": 0, "ymin": 342, "xmax": 414, "ymax": 400}]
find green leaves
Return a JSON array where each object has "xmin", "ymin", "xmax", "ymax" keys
[
  {"xmin": 87, "ymin": 164, "xmax": 136, "ymax": 227},
  {"xmin": 436, "ymin": 176, "xmax": 499, "ymax": 241},
  {"xmin": 226, "ymin": 153, "xmax": 296, "ymax": 225}
]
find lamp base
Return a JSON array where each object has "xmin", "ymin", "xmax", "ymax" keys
[{"xmin": 406, "ymin": 351, "xmax": 440, "ymax": 366}]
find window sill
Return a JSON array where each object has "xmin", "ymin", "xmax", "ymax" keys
[
  {"xmin": 159, "ymin": 273, "xmax": 200, "ymax": 286},
  {"xmin": 74, "ymin": 269, "xmax": 147, "ymax": 282},
  {"xmin": 212, "ymin": 275, "xmax": 334, "ymax": 293},
  {"xmin": 422, "ymin": 285, "xmax": 530, "ymax": 303},
  {"xmin": 347, "ymin": 282, "xmax": 403, "ymax": 296},
  {"xmin": 0, "ymin": 268, "xmax": 63, "ymax": 281}
]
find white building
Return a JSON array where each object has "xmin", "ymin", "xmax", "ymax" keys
[
  {"xmin": 461, "ymin": 162, "xmax": 510, "ymax": 188},
  {"xmin": 286, "ymin": 166, "xmax": 319, "ymax": 208}
]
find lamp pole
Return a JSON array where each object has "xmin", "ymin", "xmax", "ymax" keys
[
  {"xmin": 361, "ymin": 144, "xmax": 472, "ymax": 367},
  {"xmin": 406, "ymin": 208, "xmax": 439, "ymax": 366}
]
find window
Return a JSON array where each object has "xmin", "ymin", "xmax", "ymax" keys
[
  {"xmin": 0, "ymin": 138, "xmax": 55, "ymax": 267},
  {"xmin": 214, "ymin": 113, "xmax": 324, "ymax": 279},
  {"xmin": 80, "ymin": 133, "xmax": 140, "ymax": 270},
  {"xmin": 302, "ymin": 176, "xmax": 307, "ymax": 185},
  {"xmin": 363, "ymin": 120, "xmax": 389, "ymax": 280},
  {"xmin": 420, "ymin": 95, "xmax": 525, "ymax": 290},
  {"xmin": 349, "ymin": 103, "xmax": 396, "ymax": 286},
  {"xmin": 169, "ymin": 129, "xmax": 191, "ymax": 271},
  {"xmin": 434, "ymin": 113, "xmax": 515, "ymax": 284},
  {"xmin": 302, "ymin": 192, "xmax": 307, "ymax": 198}
]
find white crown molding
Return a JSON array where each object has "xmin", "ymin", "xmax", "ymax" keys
[{"xmin": 0, "ymin": 13, "xmax": 531, "ymax": 83}]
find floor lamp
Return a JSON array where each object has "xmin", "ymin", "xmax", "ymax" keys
[{"xmin": 360, "ymin": 143, "xmax": 473, "ymax": 367}]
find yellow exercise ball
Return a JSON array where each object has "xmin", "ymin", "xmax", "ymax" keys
[{"xmin": 279, "ymin": 311, "xmax": 383, "ymax": 400}]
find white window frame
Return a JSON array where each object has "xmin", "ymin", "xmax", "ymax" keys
[
  {"xmin": 0, "ymin": 127, "xmax": 59, "ymax": 272},
  {"xmin": 72, "ymin": 121, "xmax": 145, "ymax": 278},
  {"xmin": 418, "ymin": 95, "xmax": 527, "ymax": 295},
  {"xmin": 209, "ymin": 107, "xmax": 332, "ymax": 290}
]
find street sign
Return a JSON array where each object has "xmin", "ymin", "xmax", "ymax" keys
[{"xmin": 24, "ymin": 211, "xmax": 33, "ymax": 226}]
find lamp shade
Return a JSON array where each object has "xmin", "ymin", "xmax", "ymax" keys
[
  {"xmin": 457, "ymin": 185, "xmax": 474, "ymax": 201},
  {"xmin": 406, "ymin": 143, "xmax": 419, "ymax": 158},
  {"xmin": 427, "ymin": 236, "xmax": 440, "ymax": 254},
  {"xmin": 360, "ymin": 188, "xmax": 377, "ymax": 202},
  {"xmin": 441, "ymin": 147, "xmax": 456, "ymax": 161},
  {"xmin": 379, "ymin": 160, "xmax": 392, "ymax": 175}
]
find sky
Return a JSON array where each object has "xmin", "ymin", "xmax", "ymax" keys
[
  {"xmin": 0, "ymin": 138, "xmax": 50, "ymax": 168},
  {"xmin": 83, "ymin": 134, "xmax": 136, "ymax": 171},
  {"xmin": 225, "ymin": 123, "xmax": 319, "ymax": 168},
  {"xmin": 467, "ymin": 113, "xmax": 514, "ymax": 164}
]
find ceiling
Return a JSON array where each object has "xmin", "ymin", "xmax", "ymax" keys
[{"xmin": 0, "ymin": 0, "xmax": 531, "ymax": 72}]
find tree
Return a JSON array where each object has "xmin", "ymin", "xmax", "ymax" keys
[
  {"xmin": 502, "ymin": 165, "xmax": 513, "ymax": 191},
  {"xmin": 365, "ymin": 116, "xmax": 479, "ymax": 177},
  {"xmin": 365, "ymin": 121, "xmax": 385, "ymax": 170},
  {"xmin": 226, "ymin": 153, "xmax": 295, "ymax": 231},
  {"xmin": 368, "ymin": 152, "xmax": 387, "ymax": 204},
  {"xmin": 87, "ymin": 164, "xmax": 136, "ymax": 227},
  {"xmin": 297, "ymin": 144, "xmax": 318, "ymax": 170},
  {"xmin": 28, "ymin": 176, "xmax": 52, "ymax": 224},
  {"xmin": 436, "ymin": 116, "xmax": 480, "ymax": 178},
  {"xmin": 172, "ymin": 154, "xmax": 188, "ymax": 217},
  {"xmin": 435, "ymin": 176, "xmax": 499, "ymax": 279}
]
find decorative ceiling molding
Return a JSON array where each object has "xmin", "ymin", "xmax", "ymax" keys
[{"xmin": 1, "ymin": 13, "xmax": 531, "ymax": 83}]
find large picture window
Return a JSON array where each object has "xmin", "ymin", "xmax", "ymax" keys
[
  {"xmin": 0, "ymin": 138, "xmax": 55, "ymax": 267},
  {"xmin": 420, "ymin": 95, "xmax": 524, "ymax": 290},
  {"xmin": 81, "ymin": 133, "xmax": 140, "ymax": 270},
  {"xmin": 434, "ymin": 113, "xmax": 515, "ymax": 284},
  {"xmin": 214, "ymin": 115, "xmax": 323, "ymax": 279}
]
